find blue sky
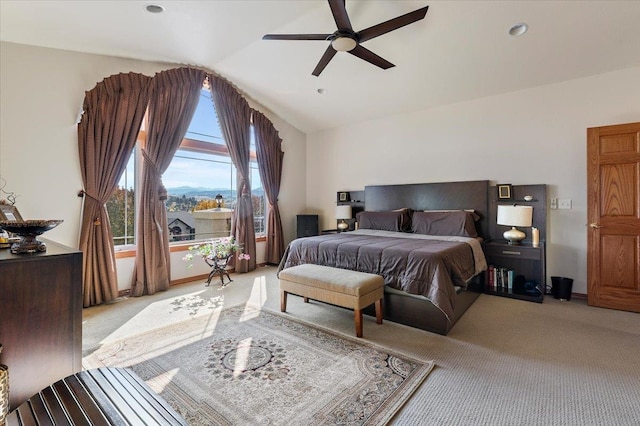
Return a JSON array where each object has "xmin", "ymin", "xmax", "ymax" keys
[{"xmin": 120, "ymin": 89, "xmax": 259, "ymax": 192}]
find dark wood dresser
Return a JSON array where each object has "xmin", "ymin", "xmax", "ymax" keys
[{"xmin": 0, "ymin": 239, "xmax": 82, "ymax": 410}]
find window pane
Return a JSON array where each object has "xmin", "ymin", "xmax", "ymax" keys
[
  {"xmin": 251, "ymin": 161, "xmax": 265, "ymax": 236},
  {"xmin": 165, "ymin": 149, "xmax": 236, "ymax": 242},
  {"xmin": 107, "ymin": 86, "xmax": 267, "ymax": 248},
  {"xmin": 107, "ymin": 149, "xmax": 135, "ymax": 246},
  {"xmin": 184, "ymin": 89, "xmax": 225, "ymax": 145}
]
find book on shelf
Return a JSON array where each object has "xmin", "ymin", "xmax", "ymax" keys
[
  {"xmin": 507, "ymin": 269, "xmax": 514, "ymax": 291},
  {"xmin": 487, "ymin": 265, "xmax": 496, "ymax": 290},
  {"xmin": 486, "ymin": 265, "xmax": 515, "ymax": 292}
]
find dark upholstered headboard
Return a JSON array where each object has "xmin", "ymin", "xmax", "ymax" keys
[{"xmin": 364, "ymin": 180, "xmax": 490, "ymax": 240}]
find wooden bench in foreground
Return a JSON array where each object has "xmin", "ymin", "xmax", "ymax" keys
[
  {"xmin": 6, "ymin": 367, "xmax": 186, "ymax": 425},
  {"xmin": 279, "ymin": 264, "xmax": 385, "ymax": 338}
]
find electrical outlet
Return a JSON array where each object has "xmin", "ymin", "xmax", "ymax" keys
[
  {"xmin": 558, "ymin": 198, "xmax": 572, "ymax": 209},
  {"xmin": 550, "ymin": 198, "xmax": 557, "ymax": 210}
]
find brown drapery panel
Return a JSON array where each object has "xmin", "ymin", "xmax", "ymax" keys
[
  {"xmin": 208, "ymin": 74, "xmax": 256, "ymax": 272},
  {"xmin": 131, "ymin": 67, "xmax": 206, "ymax": 296},
  {"xmin": 78, "ymin": 72, "xmax": 151, "ymax": 307},
  {"xmin": 252, "ymin": 110, "xmax": 285, "ymax": 264}
]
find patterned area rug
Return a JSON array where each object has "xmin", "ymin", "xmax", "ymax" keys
[{"xmin": 83, "ymin": 305, "xmax": 433, "ymax": 425}]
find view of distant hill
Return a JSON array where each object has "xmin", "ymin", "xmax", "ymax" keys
[{"xmin": 167, "ymin": 186, "xmax": 264, "ymax": 198}]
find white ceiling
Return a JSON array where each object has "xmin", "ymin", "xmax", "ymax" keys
[{"xmin": 1, "ymin": 0, "xmax": 639, "ymax": 133}]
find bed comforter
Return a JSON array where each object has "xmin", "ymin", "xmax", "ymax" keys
[{"xmin": 278, "ymin": 229, "xmax": 487, "ymax": 321}]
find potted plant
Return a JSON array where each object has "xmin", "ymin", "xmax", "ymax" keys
[{"xmin": 183, "ymin": 237, "xmax": 250, "ymax": 286}]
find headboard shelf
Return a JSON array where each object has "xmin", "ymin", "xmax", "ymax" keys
[
  {"xmin": 336, "ymin": 190, "xmax": 365, "ymax": 231},
  {"xmin": 489, "ymin": 184, "xmax": 547, "ymax": 243}
]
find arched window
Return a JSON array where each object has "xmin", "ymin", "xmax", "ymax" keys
[{"xmin": 107, "ymin": 83, "xmax": 265, "ymax": 248}]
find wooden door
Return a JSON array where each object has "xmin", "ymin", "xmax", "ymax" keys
[{"xmin": 587, "ymin": 122, "xmax": 640, "ymax": 313}]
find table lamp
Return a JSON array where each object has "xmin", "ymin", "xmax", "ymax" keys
[
  {"xmin": 497, "ymin": 205, "xmax": 533, "ymax": 245},
  {"xmin": 336, "ymin": 205, "xmax": 352, "ymax": 232}
]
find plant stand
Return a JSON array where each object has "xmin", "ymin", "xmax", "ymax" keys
[{"xmin": 204, "ymin": 254, "xmax": 233, "ymax": 286}]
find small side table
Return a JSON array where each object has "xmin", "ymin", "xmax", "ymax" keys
[
  {"xmin": 483, "ymin": 241, "xmax": 546, "ymax": 303},
  {"xmin": 204, "ymin": 254, "xmax": 233, "ymax": 286}
]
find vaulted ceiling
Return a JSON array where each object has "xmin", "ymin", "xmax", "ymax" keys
[{"xmin": 1, "ymin": 1, "xmax": 639, "ymax": 133}]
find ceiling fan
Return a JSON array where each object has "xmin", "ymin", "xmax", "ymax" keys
[{"xmin": 262, "ymin": 0, "xmax": 429, "ymax": 76}]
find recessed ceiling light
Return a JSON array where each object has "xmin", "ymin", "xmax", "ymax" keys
[
  {"xmin": 145, "ymin": 4, "xmax": 165, "ymax": 13},
  {"xmin": 509, "ymin": 22, "xmax": 528, "ymax": 37},
  {"xmin": 317, "ymin": 88, "xmax": 326, "ymax": 95}
]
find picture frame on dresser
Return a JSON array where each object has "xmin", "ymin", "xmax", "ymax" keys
[{"xmin": 0, "ymin": 204, "xmax": 23, "ymax": 221}]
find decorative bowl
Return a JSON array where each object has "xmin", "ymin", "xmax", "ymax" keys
[{"xmin": 0, "ymin": 219, "xmax": 63, "ymax": 253}]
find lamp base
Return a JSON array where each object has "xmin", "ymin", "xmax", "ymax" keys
[
  {"xmin": 337, "ymin": 220, "xmax": 349, "ymax": 232},
  {"xmin": 503, "ymin": 227, "xmax": 526, "ymax": 245}
]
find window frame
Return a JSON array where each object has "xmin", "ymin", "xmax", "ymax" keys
[{"xmin": 112, "ymin": 131, "xmax": 267, "ymax": 255}]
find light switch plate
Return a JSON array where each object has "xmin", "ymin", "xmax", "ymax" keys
[{"xmin": 558, "ymin": 198, "xmax": 572, "ymax": 209}]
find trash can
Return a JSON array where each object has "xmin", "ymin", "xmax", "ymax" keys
[{"xmin": 551, "ymin": 276, "xmax": 573, "ymax": 301}]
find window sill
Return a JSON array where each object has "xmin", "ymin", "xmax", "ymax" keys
[
  {"xmin": 114, "ymin": 236, "xmax": 267, "ymax": 259},
  {"xmin": 115, "ymin": 249, "xmax": 136, "ymax": 259}
]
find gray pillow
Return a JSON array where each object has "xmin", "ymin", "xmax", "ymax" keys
[
  {"xmin": 356, "ymin": 210, "xmax": 411, "ymax": 232},
  {"xmin": 411, "ymin": 211, "xmax": 479, "ymax": 237}
]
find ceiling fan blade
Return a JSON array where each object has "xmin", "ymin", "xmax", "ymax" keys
[
  {"xmin": 312, "ymin": 45, "xmax": 338, "ymax": 76},
  {"xmin": 358, "ymin": 6, "xmax": 429, "ymax": 43},
  {"xmin": 262, "ymin": 34, "xmax": 330, "ymax": 41},
  {"xmin": 348, "ymin": 45, "xmax": 395, "ymax": 70},
  {"xmin": 329, "ymin": 0, "xmax": 353, "ymax": 31}
]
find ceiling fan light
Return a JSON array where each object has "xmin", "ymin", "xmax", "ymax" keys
[{"xmin": 331, "ymin": 37, "xmax": 357, "ymax": 52}]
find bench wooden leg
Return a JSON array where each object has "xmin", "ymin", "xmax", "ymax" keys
[
  {"xmin": 303, "ymin": 296, "xmax": 309, "ymax": 303},
  {"xmin": 281, "ymin": 291, "xmax": 287, "ymax": 312},
  {"xmin": 375, "ymin": 299, "xmax": 383, "ymax": 324},
  {"xmin": 354, "ymin": 309, "xmax": 363, "ymax": 338}
]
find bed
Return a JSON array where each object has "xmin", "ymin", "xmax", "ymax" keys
[{"xmin": 278, "ymin": 180, "xmax": 489, "ymax": 335}]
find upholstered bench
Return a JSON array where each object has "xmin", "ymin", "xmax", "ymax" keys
[{"xmin": 279, "ymin": 264, "xmax": 385, "ymax": 338}]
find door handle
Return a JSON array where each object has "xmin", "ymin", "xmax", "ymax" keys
[{"xmin": 589, "ymin": 223, "xmax": 602, "ymax": 229}]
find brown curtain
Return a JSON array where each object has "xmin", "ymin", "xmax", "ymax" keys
[
  {"xmin": 132, "ymin": 67, "xmax": 205, "ymax": 296},
  {"xmin": 208, "ymin": 74, "xmax": 256, "ymax": 272},
  {"xmin": 252, "ymin": 110, "xmax": 285, "ymax": 264},
  {"xmin": 78, "ymin": 72, "xmax": 151, "ymax": 307}
]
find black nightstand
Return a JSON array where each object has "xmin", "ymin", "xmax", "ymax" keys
[{"xmin": 483, "ymin": 241, "xmax": 546, "ymax": 303}]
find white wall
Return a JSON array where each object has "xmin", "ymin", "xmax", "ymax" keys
[
  {"xmin": 0, "ymin": 42, "xmax": 307, "ymax": 291},
  {"xmin": 306, "ymin": 67, "xmax": 640, "ymax": 295}
]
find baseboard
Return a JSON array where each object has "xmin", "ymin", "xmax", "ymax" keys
[
  {"xmin": 171, "ymin": 274, "xmax": 210, "ymax": 286},
  {"xmin": 545, "ymin": 291, "xmax": 587, "ymax": 301},
  {"xmin": 570, "ymin": 292, "xmax": 587, "ymax": 300},
  {"xmin": 116, "ymin": 264, "xmax": 270, "ymax": 297},
  {"xmin": 116, "ymin": 274, "xmax": 212, "ymax": 297}
]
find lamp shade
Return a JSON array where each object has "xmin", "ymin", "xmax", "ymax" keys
[
  {"xmin": 335, "ymin": 205, "xmax": 352, "ymax": 220},
  {"xmin": 497, "ymin": 205, "xmax": 533, "ymax": 227}
]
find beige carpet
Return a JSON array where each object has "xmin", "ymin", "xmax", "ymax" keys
[{"xmin": 83, "ymin": 266, "xmax": 640, "ymax": 425}]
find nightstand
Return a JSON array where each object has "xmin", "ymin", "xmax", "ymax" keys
[{"xmin": 483, "ymin": 241, "xmax": 546, "ymax": 303}]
